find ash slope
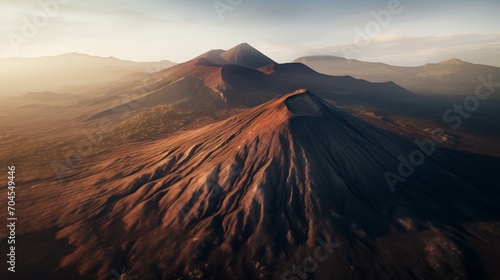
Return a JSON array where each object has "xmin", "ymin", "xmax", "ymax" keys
[
  {"xmin": 88, "ymin": 43, "xmax": 410, "ymax": 120},
  {"xmin": 56, "ymin": 90, "xmax": 500, "ymax": 279}
]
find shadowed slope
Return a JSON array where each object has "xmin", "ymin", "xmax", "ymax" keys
[
  {"xmin": 50, "ymin": 90, "xmax": 500, "ymax": 279},
  {"xmin": 295, "ymin": 55, "xmax": 500, "ymax": 95},
  {"xmin": 88, "ymin": 46, "xmax": 411, "ymax": 121},
  {"xmin": 220, "ymin": 43, "xmax": 276, "ymax": 69}
]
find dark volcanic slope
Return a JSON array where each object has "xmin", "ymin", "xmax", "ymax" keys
[
  {"xmin": 219, "ymin": 42, "xmax": 276, "ymax": 69},
  {"xmin": 193, "ymin": 42, "xmax": 276, "ymax": 70},
  {"xmin": 88, "ymin": 44, "xmax": 411, "ymax": 121},
  {"xmin": 295, "ymin": 55, "xmax": 500, "ymax": 95},
  {"xmin": 52, "ymin": 90, "xmax": 500, "ymax": 279}
]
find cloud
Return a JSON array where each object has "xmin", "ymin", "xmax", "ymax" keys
[{"xmin": 0, "ymin": 0, "xmax": 499, "ymax": 66}]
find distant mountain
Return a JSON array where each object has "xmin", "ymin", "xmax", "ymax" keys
[
  {"xmin": 197, "ymin": 42, "xmax": 276, "ymax": 69},
  {"xmin": 21, "ymin": 91, "xmax": 87, "ymax": 105},
  {"xmin": 220, "ymin": 42, "xmax": 276, "ymax": 69},
  {"xmin": 0, "ymin": 53, "xmax": 176, "ymax": 95},
  {"xmin": 295, "ymin": 56, "xmax": 500, "ymax": 95},
  {"xmin": 89, "ymin": 44, "xmax": 410, "ymax": 120},
  {"xmin": 54, "ymin": 89, "xmax": 500, "ymax": 279}
]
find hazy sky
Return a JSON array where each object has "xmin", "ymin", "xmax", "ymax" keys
[{"xmin": 1, "ymin": 0, "xmax": 500, "ymax": 66}]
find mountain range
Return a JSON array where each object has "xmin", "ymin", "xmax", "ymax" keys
[
  {"xmin": 4, "ymin": 47, "xmax": 499, "ymax": 98},
  {"xmin": 295, "ymin": 56, "xmax": 500, "ymax": 95},
  {"xmin": 43, "ymin": 89, "xmax": 500, "ymax": 279},
  {"xmin": 87, "ymin": 43, "xmax": 411, "ymax": 121},
  {"xmin": 0, "ymin": 53, "xmax": 176, "ymax": 96},
  {"xmin": 79, "ymin": 44, "xmax": 499, "ymax": 157},
  {"xmin": 1, "ymin": 43, "xmax": 500, "ymax": 280}
]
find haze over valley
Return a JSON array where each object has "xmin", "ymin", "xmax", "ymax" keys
[{"xmin": 1, "ymin": 1, "xmax": 500, "ymax": 279}]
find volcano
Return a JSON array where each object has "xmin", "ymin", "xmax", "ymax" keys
[
  {"xmin": 192, "ymin": 42, "xmax": 276, "ymax": 70},
  {"xmin": 48, "ymin": 89, "xmax": 500, "ymax": 279},
  {"xmin": 295, "ymin": 55, "xmax": 500, "ymax": 95},
  {"xmin": 219, "ymin": 42, "xmax": 277, "ymax": 69},
  {"xmin": 89, "ymin": 43, "xmax": 410, "ymax": 121}
]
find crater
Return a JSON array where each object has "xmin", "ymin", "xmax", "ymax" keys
[{"xmin": 284, "ymin": 91, "xmax": 323, "ymax": 117}]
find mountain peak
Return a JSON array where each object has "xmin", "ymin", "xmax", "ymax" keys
[
  {"xmin": 294, "ymin": 55, "xmax": 347, "ymax": 63},
  {"xmin": 54, "ymin": 85, "xmax": 500, "ymax": 279},
  {"xmin": 225, "ymin": 42, "xmax": 261, "ymax": 54},
  {"xmin": 220, "ymin": 43, "xmax": 276, "ymax": 69},
  {"xmin": 439, "ymin": 58, "xmax": 466, "ymax": 65},
  {"xmin": 242, "ymin": 90, "xmax": 333, "ymax": 136},
  {"xmin": 284, "ymin": 89, "xmax": 324, "ymax": 117},
  {"xmin": 232, "ymin": 42, "xmax": 253, "ymax": 49}
]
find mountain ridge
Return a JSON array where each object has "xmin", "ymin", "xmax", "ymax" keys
[
  {"xmin": 294, "ymin": 55, "xmax": 500, "ymax": 94},
  {"xmin": 87, "ymin": 43, "xmax": 411, "ymax": 121},
  {"xmin": 52, "ymin": 89, "xmax": 500, "ymax": 279},
  {"xmin": 0, "ymin": 53, "xmax": 176, "ymax": 95}
]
